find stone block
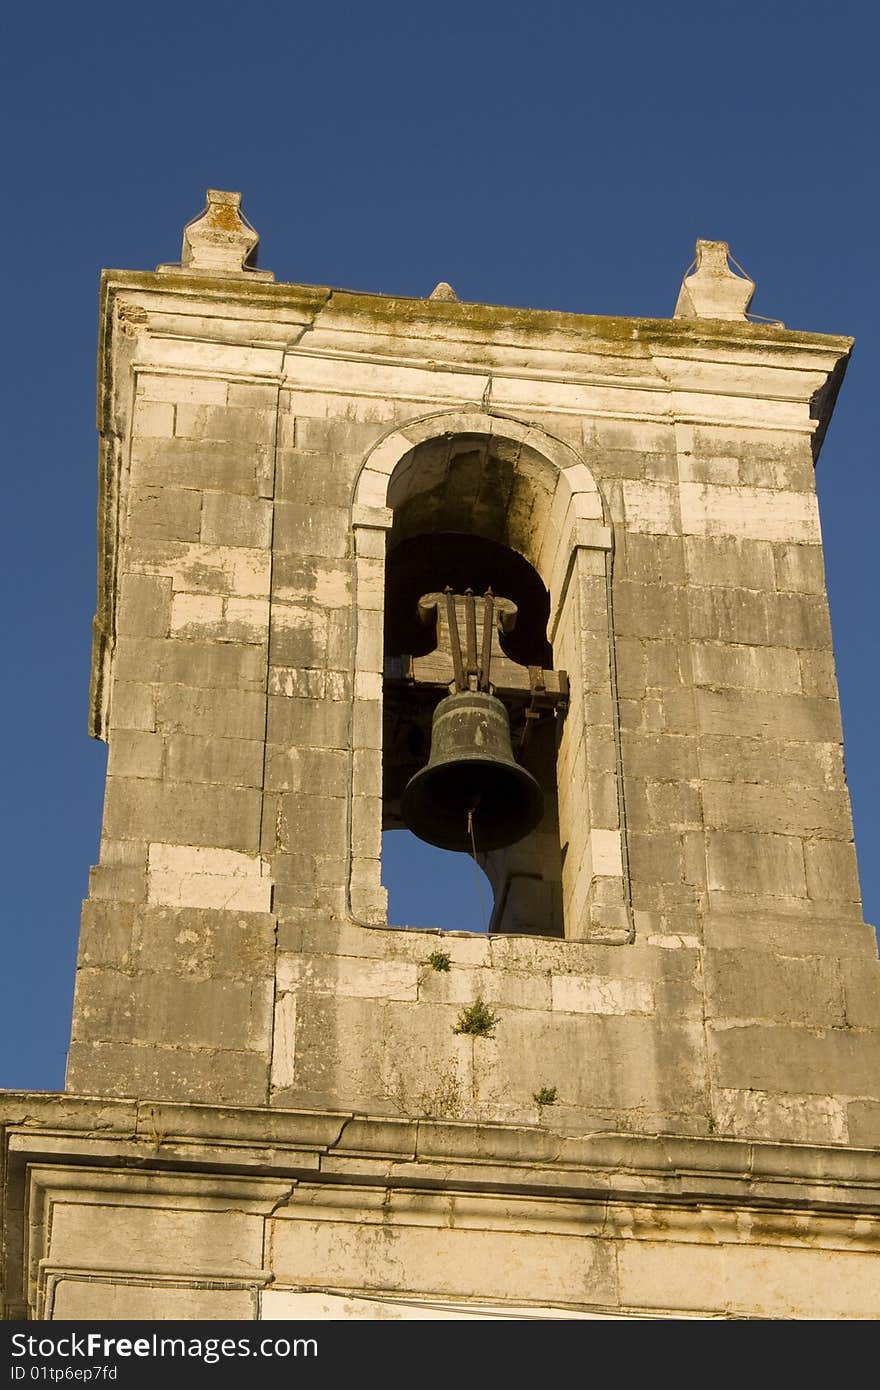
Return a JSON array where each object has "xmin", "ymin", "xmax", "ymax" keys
[
  {"xmin": 847, "ymin": 1101, "xmax": 880, "ymax": 1146},
  {"xmin": 706, "ymin": 830, "xmax": 806, "ymax": 898},
  {"xmin": 265, "ymin": 745, "xmax": 348, "ymax": 795},
  {"xmin": 417, "ymin": 965, "xmax": 551, "ymax": 1011},
  {"xmin": 704, "ymin": 948, "xmax": 845, "ymax": 1025},
  {"xmin": 201, "ymin": 492, "xmax": 272, "ymax": 548},
  {"xmin": 651, "ymin": 977, "xmax": 703, "ymax": 1018},
  {"xmin": 702, "ymin": 912, "xmax": 877, "ymax": 957},
  {"xmin": 773, "ymin": 542, "xmax": 826, "ymax": 593},
  {"xmin": 678, "ymin": 453, "xmax": 739, "ymax": 485},
  {"xmin": 691, "ymin": 642, "xmax": 800, "ymax": 693},
  {"xmin": 103, "ymin": 775, "xmax": 262, "ymax": 851},
  {"xmin": 487, "ymin": 1009, "xmax": 704, "ymax": 1113},
  {"xmin": 167, "ymin": 593, "xmax": 269, "ymax": 646},
  {"xmin": 88, "ymin": 863, "xmax": 147, "ymax": 903},
  {"xmin": 612, "ymin": 582, "xmax": 688, "ymax": 639},
  {"xmin": 48, "ymin": 1198, "xmax": 265, "ymax": 1277},
  {"xmin": 77, "ymin": 900, "xmax": 137, "ymax": 968},
  {"xmin": 224, "ymin": 597, "xmax": 271, "ymax": 643},
  {"xmin": 698, "ymin": 735, "xmax": 843, "ymax": 790},
  {"xmin": 229, "ymin": 549, "xmax": 272, "ymax": 597},
  {"xmin": 70, "ymin": 966, "xmax": 272, "ymax": 1052},
  {"xmin": 127, "ymin": 539, "xmax": 272, "ymax": 599},
  {"xmin": 351, "ymin": 700, "xmax": 381, "ymax": 755},
  {"xmin": 273, "ymin": 500, "xmax": 349, "ymax": 558},
  {"xmin": 695, "ymin": 689, "xmax": 841, "ymax": 742},
  {"xmin": 622, "ymin": 733, "xmax": 699, "ymax": 780},
  {"xmin": 614, "ymin": 636, "xmax": 646, "ymax": 691},
  {"xmin": 628, "ymin": 832, "xmax": 684, "ymax": 885},
  {"xmin": 687, "ymin": 586, "xmax": 770, "ymax": 645},
  {"xmin": 116, "ymin": 636, "xmax": 266, "ymax": 691},
  {"xmin": 65, "ymin": 1038, "xmax": 268, "ymax": 1104},
  {"xmin": 714, "ymin": 1088, "xmax": 847, "ymax": 1144},
  {"xmin": 707, "ymin": 887, "xmax": 864, "ymax": 921},
  {"xmin": 709, "ymin": 1021, "xmax": 880, "ymax": 1095},
  {"xmin": 738, "ymin": 453, "xmax": 814, "ymax": 492},
  {"xmin": 765, "ymin": 591, "xmax": 832, "ymax": 649},
  {"xmin": 277, "ymin": 448, "xmax": 354, "ymax": 507},
  {"xmin": 621, "ymin": 481, "xmax": 679, "ymax": 534},
  {"xmin": 702, "ymin": 782, "xmax": 853, "ymax": 837},
  {"xmin": 627, "ymin": 781, "xmax": 701, "ymax": 831},
  {"xmin": 683, "ymin": 536, "xmax": 775, "ymax": 591},
  {"xmin": 295, "ymin": 415, "xmax": 380, "ymax": 454},
  {"xmin": 107, "ymin": 729, "xmax": 165, "ymax": 780},
  {"xmin": 138, "ymin": 373, "xmax": 228, "ymax": 405},
  {"xmin": 804, "ymin": 839, "xmax": 863, "ymax": 904},
  {"xmin": 175, "ymin": 403, "xmax": 276, "ymax": 444},
  {"xmin": 108, "ymin": 681, "xmax": 157, "ymax": 732},
  {"xmin": 590, "ymin": 418, "xmax": 675, "ymax": 454},
  {"xmin": 169, "ymin": 592, "xmax": 225, "ymax": 636},
  {"xmin": 228, "ymin": 382, "xmax": 280, "ymax": 409},
  {"xmin": 841, "ymin": 958, "xmax": 880, "ymax": 1027},
  {"xmin": 267, "ymin": 696, "xmax": 349, "ymax": 750},
  {"xmin": 269, "ymin": 603, "xmax": 329, "ymax": 667},
  {"xmin": 130, "ymin": 437, "xmax": 270, "ymax": 495},
  {"xmin": 618, "ymin": 1241, "xmax": 879, "ymax": 1320},
  {"xmin": 798, "ymin": 650, "xmax": 839, "ymax": 698},
  {"xmin": 147, "ymin": 843, "xmax": 272, "ymax": 912},
  {"xmin": 273, "ymin": 554, "xmax": 351, "ymax": 608},
  {"xmin": 278, "ymin": 792, "xmax": 347, "ymax": 856},
  {"xmin": 132, "ymin": 903, "xmax": 276, "ymax": 978},
  {"xmin": 644, "ymin": 640, "xmax": 684, "ymax": 689},
  {"xmin": 125, "ymin": 538, "xmax": 221, "ymax": 593},
  {"xmin": 679, "ymin": 481, "xmax": 820, "ymax": 543},
  {"xmin": 117, "ymin": 573, "xmax": 172, "ymax": 637},
  {"xmin": 550, "ymin": 974, "xmax": 653, "ymax": 1015},
  {"xmin": 619, "ymin": 533, "xmax": 686, "ymax": 585},
  {"xmin": 132, "ymin": 399, "xmax": 175, "ymax": 437},
  {"xmin": 156, "ymin": 684, "xmax": 266, "ymax": 740},
  {"xmin": 269, "ymin": 666, "xmax": 347, "ymax": 699},
  {"xmin": 270, "ymin": 851, "xmax": 322, "ymax": 887},
  {"xmin": 277, "ymin": 953, "xmax": 418, "ymax": 1001},
  {"xmin": 268, "ymin": 1212, "xmax": 616, "ymax": 1308},
  {"xmin": 165, "ymin": 732, "xmax": 264, "ymax": 789},
  {"xmin": 128, "ymin": 485, "xmax": 202, "ymax": 542}
]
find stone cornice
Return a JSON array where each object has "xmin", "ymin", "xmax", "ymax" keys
[
  {"xmin": 3, "ymin": 1093, "xmax": 879, "ymax": 1215},
  {"xmin": 98, "ymin": 268, "xmax": 853, "ymax": 359}
]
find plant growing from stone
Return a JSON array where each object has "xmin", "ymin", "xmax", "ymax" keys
[{"xmin": 453, "ymin": 998, "xmax": 499, "ymax": 1037}]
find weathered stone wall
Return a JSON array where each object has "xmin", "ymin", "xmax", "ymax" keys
[
  {"xmin": 65, "ymin": 267, "xmax": 880, "ymax": 1153},
  {"xmin": 3, "ymin": 1095, "xmax": 879, "ymax": 1320}
]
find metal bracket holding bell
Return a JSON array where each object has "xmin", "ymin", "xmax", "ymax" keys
[{"xmin": 388, "ymin": 589, "xmax": 568, "ymax": 853}]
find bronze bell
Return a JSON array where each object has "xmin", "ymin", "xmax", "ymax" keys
[{"xmin": 401, "ymin": 690, "xmax": 544, "ymax": 853}]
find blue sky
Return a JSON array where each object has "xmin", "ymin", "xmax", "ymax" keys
[{"xmin": 1, "ymin": 1, "xmax": 877, "ymax": 1089}]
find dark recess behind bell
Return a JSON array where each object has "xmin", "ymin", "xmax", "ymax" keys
[{"xmin": 384, "ymin": 532, "xmax": 553, "ymax": 667}]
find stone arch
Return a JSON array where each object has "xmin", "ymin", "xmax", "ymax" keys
[
  {"xmin": 353, "ymin": 410, "xmax": 609, "ymax": 628},
  {"xmin": 347, "ymin": 409, "xmax": 631, "ymax": 944}
]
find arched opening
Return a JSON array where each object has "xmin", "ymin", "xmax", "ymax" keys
[
  {"xmin": 350, "ymin": 411, "xmax": 626, "ymax": 944},
  {"xmin": 380, "ymin": 432, "xmax": 567, "ymax": 937}
]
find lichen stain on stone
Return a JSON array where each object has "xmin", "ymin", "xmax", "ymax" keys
[{"xmin": 208, "ymin": 203, "xmax": 244, "ymax": 233}]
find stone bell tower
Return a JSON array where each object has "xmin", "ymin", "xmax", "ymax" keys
[{"xmin": 2, "ymin": 194, "xmax": 879, "ymax": 1320}]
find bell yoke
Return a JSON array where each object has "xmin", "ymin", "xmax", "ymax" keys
[{"xmin": 400, "ymin": 587, "xmax": 564, "ymax": 853}]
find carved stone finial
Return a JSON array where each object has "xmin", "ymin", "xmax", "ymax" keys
[
  {"xmin": 158, "ymin": 190, "xmax": 274, "ymax": 280},
  {"xmin": 674, "ymin": 240, "xmax": 754, "ymax": 320},
  {"xmin": 428, "ymin": 281, "xmax": 459, "ymax": 301}
]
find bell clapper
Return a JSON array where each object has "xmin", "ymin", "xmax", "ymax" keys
[{"xmin": 466, "ymin": 799, "xmax": 489, "ymax": 933}]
